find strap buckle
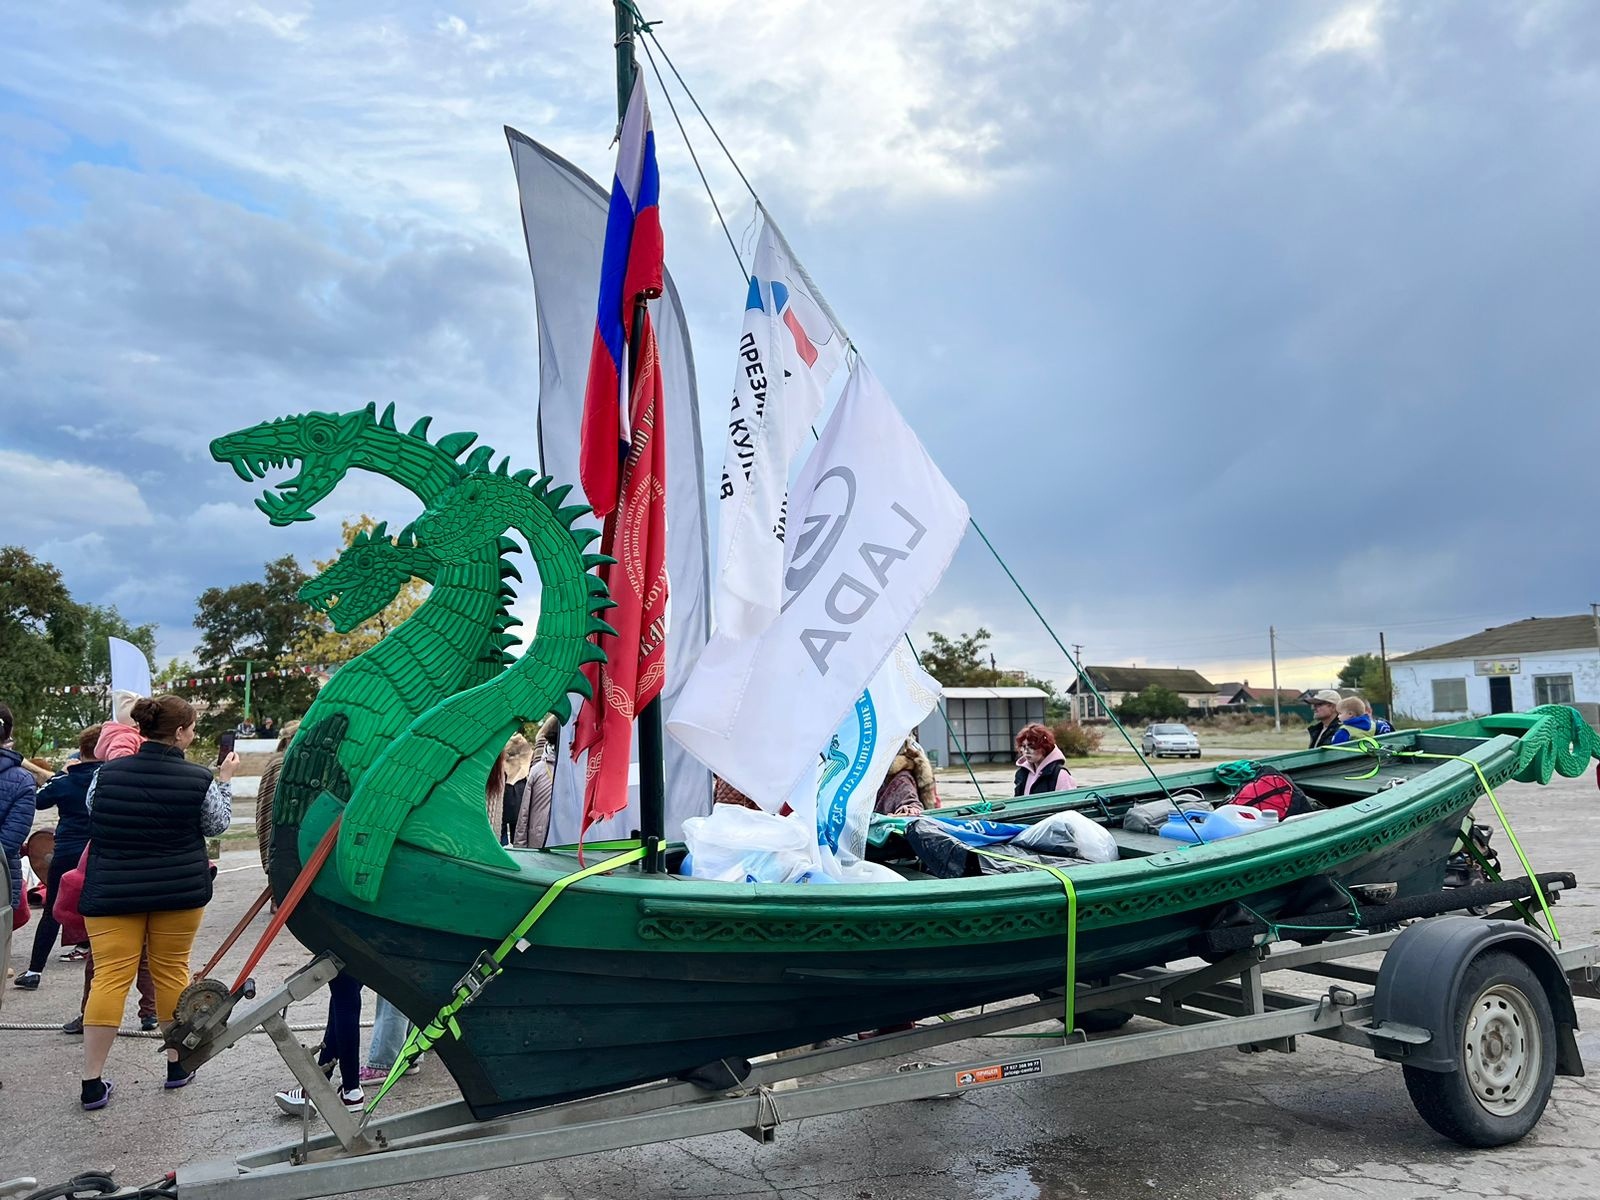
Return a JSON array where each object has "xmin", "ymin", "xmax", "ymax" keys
[{"xmin": 457, "ymin": 950, "xmax": 504, "ymax": 1003}]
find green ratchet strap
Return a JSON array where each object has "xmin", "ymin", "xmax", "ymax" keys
[
  {"xmin": 365, "ymin": 841, "xmax": 652, "ymax": 1112},
  {"xmin": 1325, "ymin": 738, "xmax": 1560, "ymax": 941},
  {"xmin": 968, "ymin": 847, "xmax": 1079, "ymax": 1035}
]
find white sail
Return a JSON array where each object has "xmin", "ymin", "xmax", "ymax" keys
[{"xmin": 506, "ymin": 129, "xmax": 712, "ymax": 843}]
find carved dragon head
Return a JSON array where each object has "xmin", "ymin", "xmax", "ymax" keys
[
  {"xmin": 298, "ymin": 522, "xmax": 436, "ymax": 634},
  {"xmin": 210, "ymin": 407, "xmax": 379, "ymax": 526}
]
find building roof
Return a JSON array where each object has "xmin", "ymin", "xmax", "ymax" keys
[
  {"xmin": 1391, "ymin": 615, "xmax": 1600, "ymax": 663},
  {"xmin": 1071, "ymin": 666, "xmax": 1216, "ymax": 694},
  {"xmin": 1253, "ymin": 688, "xmax": 1308, "ymax": 704},
  {"xmin": 942, "ymin": 686, "xmax": 1050, "ymax": 700}
]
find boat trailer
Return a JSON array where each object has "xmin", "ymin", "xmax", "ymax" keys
[{"xmin": 10, "ymin": 882, "xmax": 1599, "ymax": 1200}]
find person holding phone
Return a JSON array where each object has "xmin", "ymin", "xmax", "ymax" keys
[{"xmin": 77, "ymin": 694, "xmax": 238, "ymax": 1110}]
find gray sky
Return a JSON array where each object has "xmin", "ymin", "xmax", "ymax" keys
[{"xmin": 3, "ymin": 1, "xmax": 1597, "ymax": 691}]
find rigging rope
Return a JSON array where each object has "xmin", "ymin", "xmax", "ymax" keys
[
  {"xmin": 637, "ymin": 35, "xmax": 747, "ymax": 282},
  {"xmin": 633, "ymin": 6, "xmax": 1174, "ymax": 799}
]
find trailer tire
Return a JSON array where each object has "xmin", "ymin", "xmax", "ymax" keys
[
  {"xmin": 1076, "ymin": 1009, "xmax": 1134, "ymax": 1033},
  {"xmin": 1402, "ymin": 950, "xmax": 1556, "ymax": 1147}
]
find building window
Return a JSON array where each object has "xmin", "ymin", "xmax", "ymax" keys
[
  {"xmin": 1078, "ymin": 692, "xmax": 1109, "ymax": 721},
  {"xmin": 1534, "ymin": 674, "xmax": 1575, "ymax": 706},
  {"xmin": 1432, "ymin": 678, "xmax": 1468, "ymax": 712}
]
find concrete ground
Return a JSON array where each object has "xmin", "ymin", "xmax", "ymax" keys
[{"xmin": 4, "ymin": 766, "xmax": 1598, "ymax": 1200}]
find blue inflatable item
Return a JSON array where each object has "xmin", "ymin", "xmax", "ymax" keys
[
  {"xmin": 1158, "ymin": 805, "xmax": 1279, "ymax": 844},
  {"xmin": 927, "ymin": 817, "xmax": 1029, "ymax": 846}
]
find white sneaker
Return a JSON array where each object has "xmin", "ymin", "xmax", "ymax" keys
[
  {"xmin": 273, "ymin": 1085, "xmax": 364, "ymax": 1116},
  {"xmin": 274, "ymin": 1085, "xmax": 312, "ymax": 1116}
]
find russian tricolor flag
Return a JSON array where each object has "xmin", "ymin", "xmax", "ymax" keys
[{"xmin": 580, "ymin": 74, "xmax": 664, "ymax": 518}]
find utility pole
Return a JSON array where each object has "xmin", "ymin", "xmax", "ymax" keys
[
  {"xmin": 1378, "ymin": 631, "xmax": 1391, "ymax": 718},
  {"xmin": 1269, "ymin": 626, "xmax": 1281, "ymax": 733},
  {"xmin": 1591, "ymin": 603, "xmax": 1600, "ymax": 660},
  {"xmin": 243, "ymin": 660, "xmax": 253, "ymax": 725}
]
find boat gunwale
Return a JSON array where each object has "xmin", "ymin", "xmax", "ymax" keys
[{"xmin": 296, "ymin": 726, "xmax": 1516, "ymax": 946}]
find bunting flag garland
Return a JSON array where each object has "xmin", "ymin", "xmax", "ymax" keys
[{"xmin": 45, "ymin": 663, "xmax": 337, "ymax": 694}]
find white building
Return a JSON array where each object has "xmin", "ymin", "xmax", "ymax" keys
[
  {"xmin": 926, "ymin": 686, "xmax": 1050, "ymax": 766},
  {"xmin": 1066, "ymin": 666, "xmax": 1217, "ymax": 724},
  {"xmin": 1390, "ymin": 615, "xmax": 1600, "ymax": 722}
]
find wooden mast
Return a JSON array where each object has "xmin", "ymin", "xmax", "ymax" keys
[{"xmin": 613, "ymin": 1, "xmax": 667, "ymax": 870}]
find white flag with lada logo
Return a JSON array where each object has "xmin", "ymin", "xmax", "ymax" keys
[{"xmin": 669, "ymin": 359, "xmax": 968, "ymax": 808}]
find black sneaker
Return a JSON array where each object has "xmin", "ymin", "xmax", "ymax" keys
[
  {"xmin": 13, "ymin": 971, "xmax": 40, "ymax": 990},
  {"xmin": 141, "ymin": 1016, "xmax": 160, "ymax": 1032},
  {"xmin": 62, "ymin": 1015, "xmax": 84, "ymax": 1035},
  {"xmin": 82, "ymin": 1079, "xmax": 114, "ymax": 1111}
]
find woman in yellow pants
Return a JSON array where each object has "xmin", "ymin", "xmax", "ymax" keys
[{"xmin": 78, "ymin": 695, "xmax": 237, "ymax": 1110}]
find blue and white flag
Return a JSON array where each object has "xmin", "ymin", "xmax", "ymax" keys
[
  {"xmin": 788, "ymin": 642, "xmax": 941, "ymax": 874},
  {"xmin": 715, "ymin": 220, "xmax": 845, "ymax": 639}
]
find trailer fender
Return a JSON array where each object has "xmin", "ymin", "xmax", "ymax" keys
[{"xmin": 1369, "ymin": 916, "xmax": 1582, "ymax": 1076}]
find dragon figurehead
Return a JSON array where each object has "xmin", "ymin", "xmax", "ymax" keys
[
  {"xmin": 298, "ymin": 522, "xmax": 438, "ymax": 635},
  {"xmin": 210, "ymin": 408, "xmax": 378, "ymax": 526}
]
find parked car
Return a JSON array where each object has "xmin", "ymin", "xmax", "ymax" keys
[{"xmin": 1141, "ymin": 723, "xmax": 1201, "ymax": 758}]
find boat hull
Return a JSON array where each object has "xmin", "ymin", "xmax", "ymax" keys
[{"xmin": 269, "ymin": 727, "xmax": 1501, "ymax": 1119}]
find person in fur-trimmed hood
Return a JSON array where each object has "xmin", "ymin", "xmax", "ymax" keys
[{"xmin": 874, "ymin": 736, "xmax": 940, "ymax": 816}]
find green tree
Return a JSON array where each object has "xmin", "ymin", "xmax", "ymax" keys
[
  {"xmin": 1337, "ymin": 653, "xmax": 1392, "ymax": 706},
  {"xmin": 38, "ymin": 604, "xmax": 158, "ymax": 747},
  {"xmin": 193, "ymin": 554, "xmax": 320, "ymax": 733},
  {"xmin": 1115, "ymin": 684, "xmax": 1189, "ymax": 723},
  {"xmin": 0, "ymin": 546, "xmax": 85, "ymax": 747},
  {"xmin": 920, "ymin": 627, "xmax": 1064, "ymax": 712},
  {"xmin": 920, "ymin": 628, "xmax": 1005, "ymax": 687}
]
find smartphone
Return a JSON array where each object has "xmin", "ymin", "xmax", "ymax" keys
[{"xmin": 217, "ymin": 730, "xmax": 237, "ymax": 765}]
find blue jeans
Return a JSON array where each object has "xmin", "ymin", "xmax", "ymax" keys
[
  {"xmin": 317, "ymin": 972, "xmax": 364, "ymax": 1093},
  {"xmin": 368, "ymin": 994, "xmax": 413, "ymax": 1070}
]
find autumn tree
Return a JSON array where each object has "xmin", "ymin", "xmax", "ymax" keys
[{"xmin": 294, "ymin": 515, "xmax": 429, "ymax": 663}]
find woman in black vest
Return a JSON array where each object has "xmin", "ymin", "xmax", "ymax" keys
[{"xmin": 78, "ymin": 694, "xmax": 237, "ymax": 1110}]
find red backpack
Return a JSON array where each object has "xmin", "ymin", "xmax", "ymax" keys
[{"xmin": 1228, "ymin": 771, "xmax": 1322, "ymax": 820}]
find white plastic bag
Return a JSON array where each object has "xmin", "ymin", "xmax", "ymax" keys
[
  {"xmin": 1011, "ymin": 810, "xmax": 1119, "ymax": 863},
  {"xmin": 681, "ymin": 806, "xmax": 820, "ymax": 883}
]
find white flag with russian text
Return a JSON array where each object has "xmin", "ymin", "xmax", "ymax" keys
[
  {"xmin": 669, "ymin": 359, "xmax": 968, "ymax": 806},
  {"xmin": 787, "ymin": 642, "xmax": 941, "ymax": 874},
  {"xmin": 715, "ymin": 221, "xmax": 845, "ymax": 639}
]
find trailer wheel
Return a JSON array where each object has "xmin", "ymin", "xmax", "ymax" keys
[
  {"xmin": 1402, "ymin": 950, "xmax": 1557, "ymax": 1147},
  {"xmin": 1076, "ymin": 1008, "xmax": 1134, "ymax": 1033}
]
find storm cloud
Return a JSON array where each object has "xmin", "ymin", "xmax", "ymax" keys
[{"xmin": 2, "ymin": 1, "xmax": 1596, "ymax": 687}]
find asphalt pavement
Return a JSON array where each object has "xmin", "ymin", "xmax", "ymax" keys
[{"xmin": 3, "ymin": 768, "xmax": 1598, "ymax": 1200}]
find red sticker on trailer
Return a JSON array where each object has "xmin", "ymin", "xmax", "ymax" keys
[{"xmin": 954, "ymin": 1058, "xmax": 1042, "ymax": 1088}]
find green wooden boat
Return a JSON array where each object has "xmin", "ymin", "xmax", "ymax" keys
[
  {"xmin": 200, "ymin": 5, "xmax": 1600, "ymax": 1122},
  {"xmin": 263, "ymin": 710, "xmax": 1595, "ymax": 1120}
]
